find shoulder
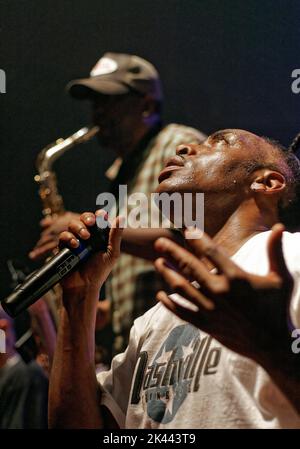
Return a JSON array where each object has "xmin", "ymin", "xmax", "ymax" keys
[
  {"xmin": 258, "ymin": 230, "xmax": 300, "ymax": 268},
  {"xmin": 282, "ymin": 231, "xmax": 300, "ymax": 273},
  {"xmin": 282, "ymin": 232, "xmax": 300, "ymax": 329},
  {"xmin": 133, "ymin": 303, "xmax": 166, "ymax": 338},
  {"xmin": 232, "ymin": 230, "xmax": 300, "ymax": 276},
  {"xmin": 282, "ymin": 230, "xmax": 300, "ymax": 251}
]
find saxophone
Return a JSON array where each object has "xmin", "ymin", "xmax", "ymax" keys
[
  {"xmin": 34, "ymin": 126, "xmax": 100, "ymax": 218},
  {"xmin": 33, "ymin": 126, "xmax": 100, "ymax": 324}
]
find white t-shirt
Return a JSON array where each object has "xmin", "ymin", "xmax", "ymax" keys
[{"xmin": 97, "ymin": 231, "xmax": 300, "ymax": 428}]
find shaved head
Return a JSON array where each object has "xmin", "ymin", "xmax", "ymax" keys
[
  {"xmin": 207, "ymin": 129, "xmax": 300, "ymax": 208},
  {"xmin": 157, "ymin": 128, "xmax": 300, "ymax": 236}
]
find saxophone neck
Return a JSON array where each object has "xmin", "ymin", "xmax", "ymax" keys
[
  {"xmin": 35, "ymin": 125, "xmax": 99, "ymax": 217},
  {"xmin": 36, "ymin": 125, "xmax": 100, "ymax": 172}
]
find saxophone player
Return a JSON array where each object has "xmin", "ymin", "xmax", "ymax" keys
[{"xmin": 29, "ymin": 52, "xmax": 206, "ymax": 358}]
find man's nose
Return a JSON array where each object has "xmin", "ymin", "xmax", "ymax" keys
[{"xmin": 176, "ymin": 144, "xmax": 198, "ymax": 156}]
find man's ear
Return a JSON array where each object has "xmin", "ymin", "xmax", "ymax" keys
[{"xmin": 250, "ymin": 170, "xmax": 286, "ymax": 194}]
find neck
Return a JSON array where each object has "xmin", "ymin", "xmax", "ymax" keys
[{"xmin": 207, "ymin": 199, "xmax": 279, "ymax": 256}]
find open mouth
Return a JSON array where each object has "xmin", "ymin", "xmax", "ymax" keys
[
  {"xmin": 158, "ymin": 156, "xmax": 184, "ymax": 183},
  {"xmin": 158, "ymin": 165, "xmax": 183, "ymax": 183}
]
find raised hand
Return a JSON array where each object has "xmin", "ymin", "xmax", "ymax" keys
[
  {"xmin": 29, "ymin": 212, "xmax": 80, "ymax": 261},
  {"xmin": 154, "ymin": 224, "xmax": 294, "ymax": 364},
  {"xmin": 58, "ymin": 210, "xmax": 123, "ymax": 307}
]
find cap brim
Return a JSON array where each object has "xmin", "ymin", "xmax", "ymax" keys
[{"xmin": 66, "ymin": 77, "xmax": 130, "ymax": 99}]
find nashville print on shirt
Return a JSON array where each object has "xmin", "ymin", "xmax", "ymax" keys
[{"xmin": 130, "ymin": 324, "xmax": 222, "ymax": 424}]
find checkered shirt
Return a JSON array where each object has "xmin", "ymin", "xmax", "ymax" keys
[{"xmin": 105, "ymin": 123, "xmax": 207, "ymax": 354}]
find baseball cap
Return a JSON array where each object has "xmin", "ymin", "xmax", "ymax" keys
[{"xmin": 67, "ymin": 52, "xmax": 163, "ymax": 101}]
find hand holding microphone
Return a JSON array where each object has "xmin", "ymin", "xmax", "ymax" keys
[
  {"xmin": 59, "ymin": 211, "xmax": 124, "ymax": 301},
  {"xmin": 1, "ymin": 211, "xmax": 124, "ymax": 317}
]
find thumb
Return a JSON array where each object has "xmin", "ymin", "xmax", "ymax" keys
[
  {"xmin": 267, "ymin": 223, "xmax": 290, "ymax": 279},
  {"xmin": 107, "ymin": 216, "xmax": 124, "ymax": 259}
]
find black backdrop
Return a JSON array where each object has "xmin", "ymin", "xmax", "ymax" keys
[{"xmin": 1, "ymin": 0, "xmax": 300, "ymax": 298}]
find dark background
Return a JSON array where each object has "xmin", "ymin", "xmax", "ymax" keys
[{"xmin": 1, "ymin": 0, "xmax": 300, "ymax": 298}]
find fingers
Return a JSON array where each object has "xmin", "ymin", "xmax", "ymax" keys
[
  {"xmin": 154, "ymin": 257, "xmax": 215, "ymax": 310},
  {"xmin": 107, "ymin": 216, "xmax": 124, "ymax": 259},
  {"xmin": 184, "ymin": 228, "xmax": 241, "ymax": 277},
  {"xmin": 267, "ymin": 223, "xmax": 292, "ymax": 283},
  {"xmin": 57, "ymin": 212, "xmax": 96, "ymax": 251},
  {"xmin": 28, "ymin": 241, "xmax": 58, "ymax": 260},
  {"xmin": 58, "ymin": 231, "xmax": 80, "ymax": 249},
  {"xmin": 40, "ymin": 216, "xmax": 54, "ymax": 228},
  {"xmin": 67, "ymin": 212, "xmax": 97, "ymax": 240},
  {"xmin": 268, "ymin": 223, "xmax": 285, "ymax": 273},
  {"xmin": 32, "ymin": 212, "xmax": 93, "ymax": 258},
  {"xmin": 35, "ymin": 233, "xmax": 58, "ymax": 248},
  {"xmin": 80, "ymin": 212, "xmax": 96, "ymax": 226},
  {"xmin": 95, "ymin": 209, "xmax": 124, "ymax": 259},
  {"xmin": 57, "ymin": 210, "xmax": 123, "ymax": 258},
  {"xmin": 154, "ymin": 237, "xmax": 217, "ymax": 288},
  {"xmin": 30, "ymin": 231, "xmax": 60, "ymax": 259},
  {"xmin": 156, "ymin": 290, "xmax": 209, "ymax": 329}
]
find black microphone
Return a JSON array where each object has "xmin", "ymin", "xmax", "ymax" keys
[{"xmin": 1, "ymin": 224, "xmax": 110, "ymax": 317}]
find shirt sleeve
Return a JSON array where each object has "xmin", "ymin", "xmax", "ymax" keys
[
  {"xmin": 289, "ymin": 277, "xmax": 300, "ymax": 330},
  {"xmin": 282, "ymin": 232, "xmax": 300, "ymax": 329}
]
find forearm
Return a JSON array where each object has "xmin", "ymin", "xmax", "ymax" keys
[
  {"xmin": 121, "ymin": 228, "xmax": 183, "ymax": 261},
  {"xmin": 32, "ymin": 308, "xmax": 57, "ymax": 367},
  {"xmin": 48, "ymin": 288, "xmax": 103, "ymax": 429}
]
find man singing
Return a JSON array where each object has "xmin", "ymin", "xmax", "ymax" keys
[{"xmin": 49, "ymin": 129, "xmax": 300, "ymax": 428}]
